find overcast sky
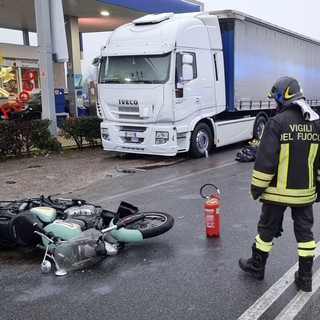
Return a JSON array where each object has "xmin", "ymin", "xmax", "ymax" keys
[
  {"xmin": 82, "ymin": 0, "xmax": 320, "ymax": 75},
  {"xmin": 202, "ymin": 0, "xmax": 320, "ymax": 41},
  {"xmin": 1, "ymin": 0, "xmax": 319, "ymax": 76}
]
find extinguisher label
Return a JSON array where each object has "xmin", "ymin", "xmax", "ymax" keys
[
  {"xmin": 204, "ymin": 198, "xmax": 220, "ymax": 236},
  {"xmin": 205, "ymin": 209, "xmax": 215, "ymax": 227}
]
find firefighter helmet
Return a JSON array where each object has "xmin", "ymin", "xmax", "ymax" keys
[{"xmin": 268, "ymin": 76, "xmax": 304, "ymax": 105}]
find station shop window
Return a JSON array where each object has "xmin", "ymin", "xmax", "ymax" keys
[
  {"xmin": 0, "ymin": 66, "xmax": 41, "ymax": 99},
  {"xmin": 21, "ymin": 68, "xmax": 40, "ymax": 93},
  {"xmin": 0, "ymin": 66, "xmax": 18, "ymax": 97}
]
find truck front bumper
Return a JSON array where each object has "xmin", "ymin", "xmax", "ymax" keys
[{"xmin": 100, "ymin": 122, "xmax": 179, "ymax": 156}]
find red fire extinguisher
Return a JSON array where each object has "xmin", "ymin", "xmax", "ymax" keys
[{"xmin": 200, "ymin": 184, "xmax": 220, "ymax": 237}]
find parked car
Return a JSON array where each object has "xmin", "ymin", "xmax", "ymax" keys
[{"xmin": 0, "ymin": 92, "xmax": 70, "ymax": 121}]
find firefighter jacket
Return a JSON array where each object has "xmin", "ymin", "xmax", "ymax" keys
[{"xmin": 251, "ymin": 104, "xmax": 320, "ymax": 206}]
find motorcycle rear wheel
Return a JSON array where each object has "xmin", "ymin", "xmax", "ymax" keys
[{"xmin": 0, "ymin": 200, "xmax": 28, "ymax": 217}]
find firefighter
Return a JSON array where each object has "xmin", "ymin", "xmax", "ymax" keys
[{"xmin": 238, "ymin": 76, "xmax": 320, "ymax": 292}]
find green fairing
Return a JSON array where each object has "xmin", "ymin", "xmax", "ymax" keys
[
  {"xmin": 110, "ymin": 219, "xmax": 143, "ymax": 243},
  {"xmin": 43, "ymin": 220, "xmax": 82, "ymax": 248},
  {"xmin": 30, "ymin": 207, "xmax": 57, "ymax": 223}
]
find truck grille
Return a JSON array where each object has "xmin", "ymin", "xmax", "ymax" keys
[{"xmin": 111, "ymin": 105, "xmax": 141, "ymax": 120}]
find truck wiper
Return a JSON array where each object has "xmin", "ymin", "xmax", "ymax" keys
[
  {"xmin": 102, "ymin": 79, "xmax": 123, "ymax": 83},
  {"xmin": 131, "ymin": 80, "xmax": 154, "ymax": 84}
]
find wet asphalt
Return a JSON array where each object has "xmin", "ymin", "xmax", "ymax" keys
[{"xmin": 1, "ymin": 144, "xmax": 320, "ymax": 320}]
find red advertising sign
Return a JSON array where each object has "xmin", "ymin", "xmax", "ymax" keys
[{"xmin": 0, "ymin": 69, "xmax": 35, "ymax": 119}]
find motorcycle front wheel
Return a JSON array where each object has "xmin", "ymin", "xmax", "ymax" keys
[
  {"xmin": 110, "ymin": 212, "xmax": 174, "ymax": 243},
  {"xmin": 127, "ymin": 212, "xmax": 174, "ymax": 238}
]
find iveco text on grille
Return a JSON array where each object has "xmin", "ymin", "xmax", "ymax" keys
[{"xmin": 119, "ymin": 100, "xmax": 138, "ymax": 105}]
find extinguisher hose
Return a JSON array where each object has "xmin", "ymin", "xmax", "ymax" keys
[{"xmin": 200, "ymin": 183, "xmax": 220, "ymax": 199}]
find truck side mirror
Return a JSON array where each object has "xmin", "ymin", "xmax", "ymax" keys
[
  {"xmin": 92, "ymin": 57, "xmax": 101, "ymax": 67},
  {"xmin": 181, "ymin": 54, "xmax": 194, "ymax": 82},
  {"xmin": 182, "ymin": 65, "xmax": 193, "ymax": 81},
  {"xmin": 182, "ymin": 54, "xmax": 193, "ymax": 64}
]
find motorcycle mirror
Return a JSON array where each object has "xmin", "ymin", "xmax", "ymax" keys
[{"xmin": 41, "ymin": 260, "xmax": 52, "ymax": 273}]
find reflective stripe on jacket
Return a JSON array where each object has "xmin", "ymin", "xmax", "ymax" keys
[{"xmin": 251, "ymin": 105, "xmax": 320, "ymax": 206}]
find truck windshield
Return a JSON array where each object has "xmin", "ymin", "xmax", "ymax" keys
[{"xmin": 99, "ymin": 53, "xmax": 171, "ymax": 84}]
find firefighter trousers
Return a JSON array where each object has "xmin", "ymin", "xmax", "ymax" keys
[{"xmin": 257, "ymin": 203, "xmax": 314, "ymax": 244}]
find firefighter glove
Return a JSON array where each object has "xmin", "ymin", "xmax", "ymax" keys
[
  {"xmin": 274, "ymin": 216, "xmax": 284, "ymax": 238},
  {"xmin": 275, "ymin": 224, "xmax": 283, "ymax": 238},
  {"xmin": 249, "ymin": 191, "xmax": 259, "ymax": 200}
]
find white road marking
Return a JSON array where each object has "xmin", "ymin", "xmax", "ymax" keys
[
  {"xmin": 275, "ymin": 267, "xmax": 320, "ymax": 319},
  {"xmin": 98, "ymin": 161, "xmax": 236, "ymax": 201},
  {"xmin": 238, "ymin": 244, "xmax": 320, "ymax": 320}
]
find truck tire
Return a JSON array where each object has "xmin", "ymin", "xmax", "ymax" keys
[
  {"xmin": 190, "ymin": 122, "xmax": 212, "ymax": 158},
  {"xmin": 253, "ymin": 115, "xmax": 267, "ymax": 140}
]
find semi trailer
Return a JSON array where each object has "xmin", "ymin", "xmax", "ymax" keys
[{"xmin": 94, "ymin": 10, "xmax": 320, "ymax": 157}]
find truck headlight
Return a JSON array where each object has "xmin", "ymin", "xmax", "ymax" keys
[
  {"xmin": 155, "ymin": 131, "xmax": 169, "ymax": 144},
  {"xmin": 101, "ymin": 128, "xmax": 110, "ymax": 141}
]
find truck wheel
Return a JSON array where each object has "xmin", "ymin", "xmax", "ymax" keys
[
  {"xmin": 190, "ymin": 123, "xmax": 212, "ymax": 158},
  {"xmin": 253, "ymin": 116, "xmax": 267, "ymax": 140}
]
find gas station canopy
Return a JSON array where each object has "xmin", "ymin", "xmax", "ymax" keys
[
  {"xmin": 0, "ymin": 0, "xmax": 203, "ymax": 135},
  {"xmin": 0, "ymin": 0, "xmax": 203, "ymax": 33}
]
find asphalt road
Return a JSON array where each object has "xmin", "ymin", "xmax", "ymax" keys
[{"xmin": 1, "ymin": 144, "xmax": 320, "ymax": 320}]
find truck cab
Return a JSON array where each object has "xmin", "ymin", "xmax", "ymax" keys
[{"xmin": 96, "ymin": 12, "xmax": 226, "ymax": 157}]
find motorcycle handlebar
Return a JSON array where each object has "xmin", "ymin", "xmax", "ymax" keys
[{"xmin": 33, "ymin": 223, "xmax": 58, "ymax": 243}]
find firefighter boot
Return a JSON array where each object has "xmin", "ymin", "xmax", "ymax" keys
[
  {"xmin": 239, "ymin": 244, "xmax": 269, "ymax": 279},
  {"xmin": 294, "ymin": 256, "xmax": 313, "ymax": 292}
]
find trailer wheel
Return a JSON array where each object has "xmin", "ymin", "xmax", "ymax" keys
[
  {"xmin": 190, "ymin": 122, "xmax": 212, "ymax": 158},
  {"xmin": 253, "ymin": 115, "xmax": 267, "ymax": 140}
]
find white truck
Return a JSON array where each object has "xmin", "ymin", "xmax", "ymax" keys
[{"xmin": 94, "ymin": 10, "xmax": 320, "ymax": 157}]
